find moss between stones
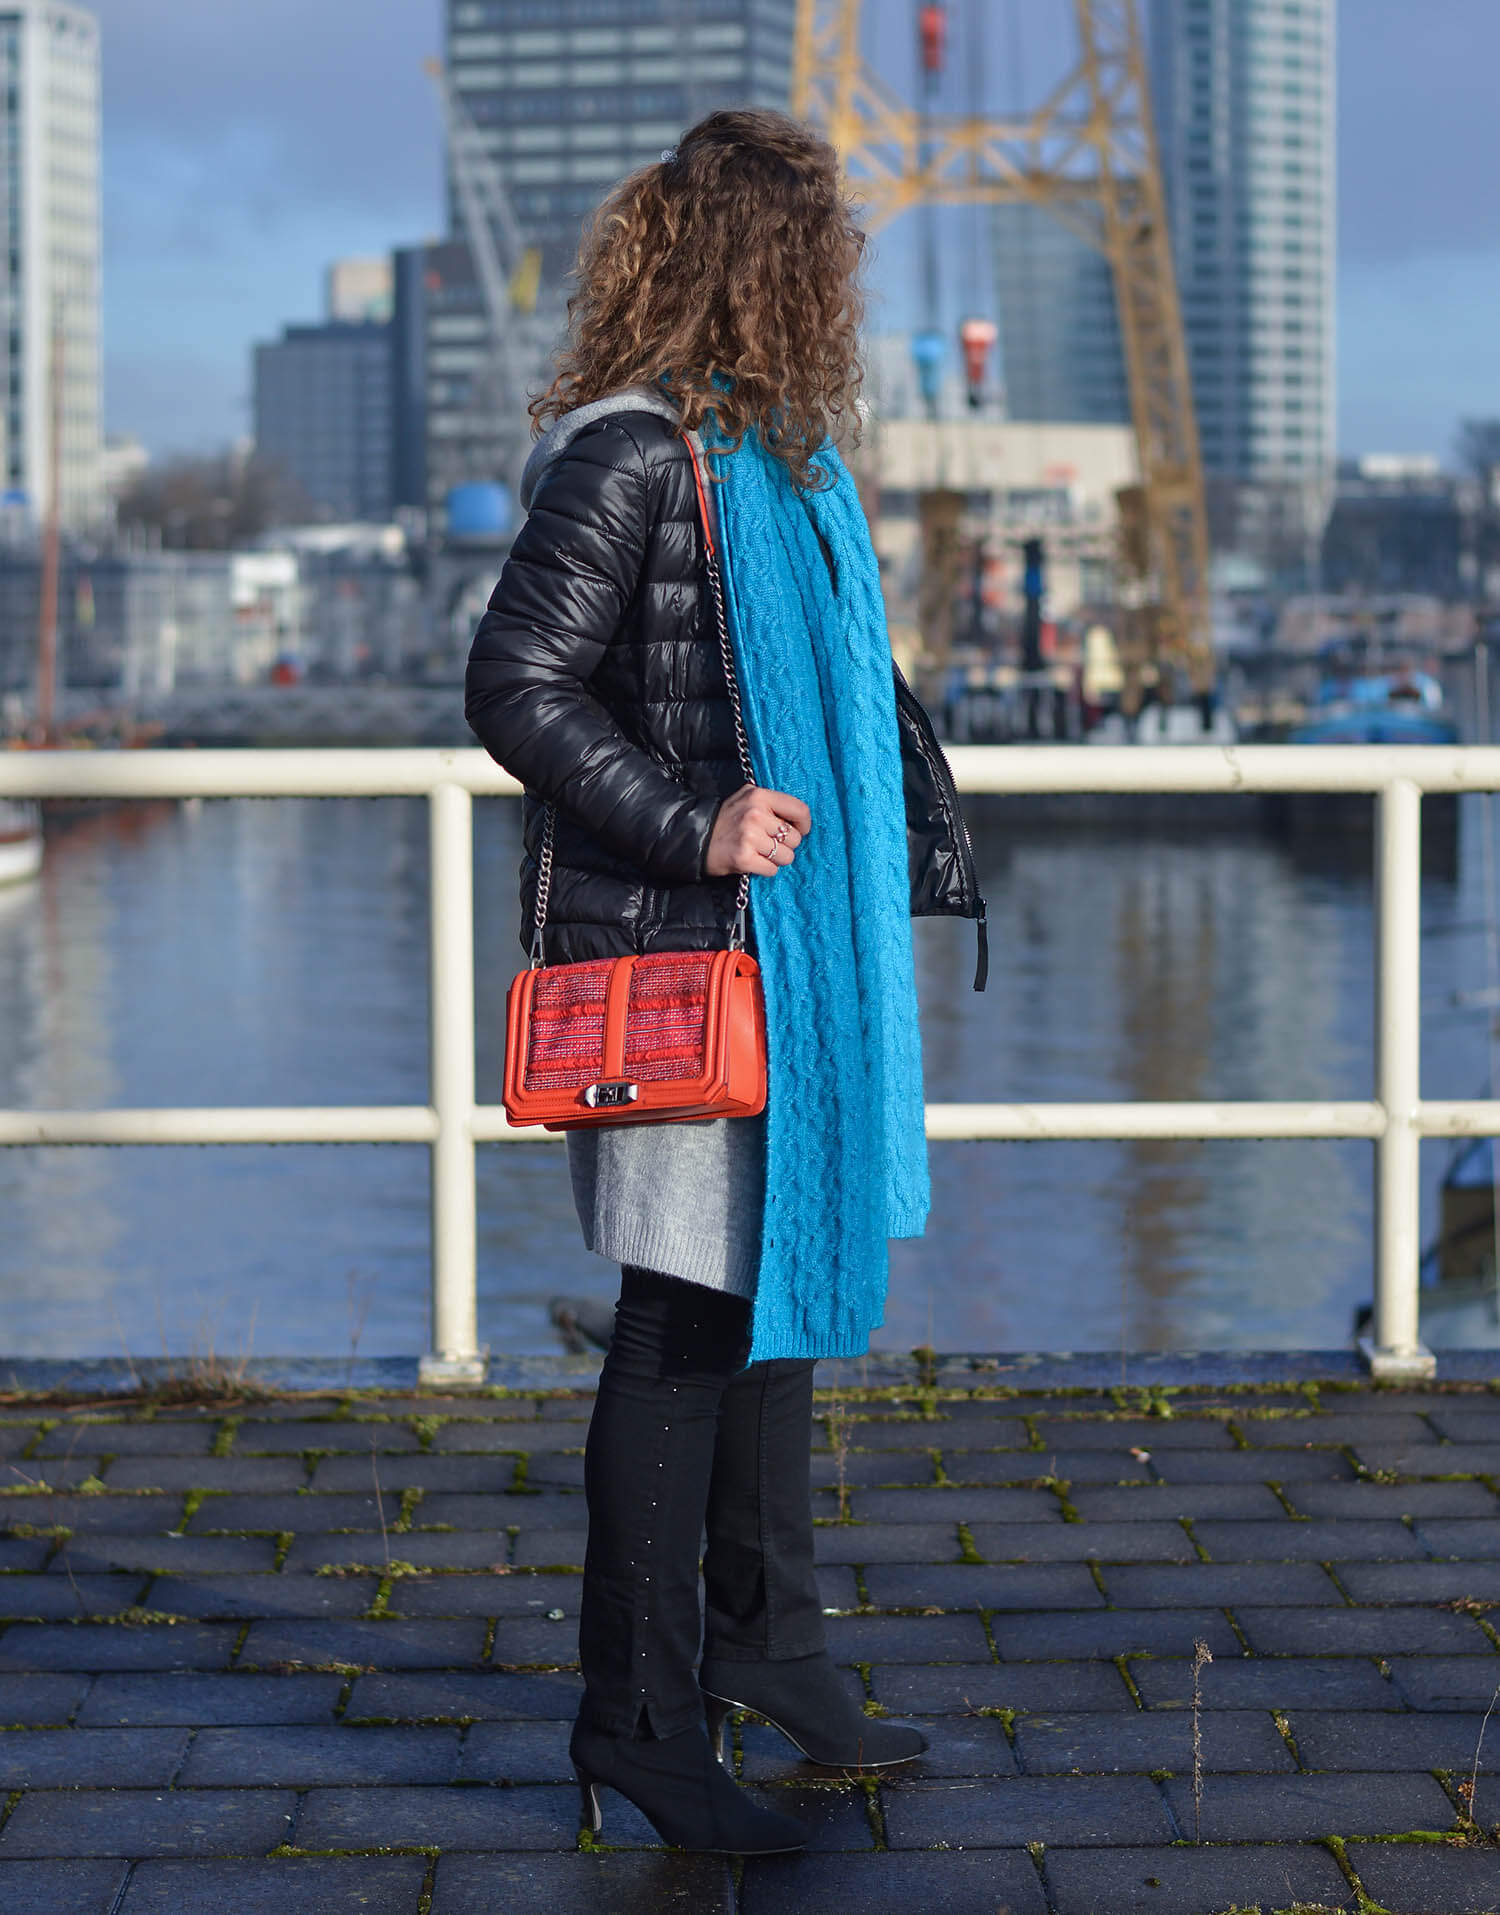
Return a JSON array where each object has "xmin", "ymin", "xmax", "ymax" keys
[
  {"xmin": 1112, "ymin": 1655, "xmax": 1145, "ymax": 1707},
  {"xmin": 1324, "ymin": 1831, "xmax": 1390, "ymax": 1914}
]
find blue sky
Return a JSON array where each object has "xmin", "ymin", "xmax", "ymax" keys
[{"xmin": 94, "ymin": 0, "xmax": 1500, "ymax": 463}]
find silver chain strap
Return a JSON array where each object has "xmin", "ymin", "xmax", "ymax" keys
[
  {"xmin": 530, "ymin": 435, "xmax": 753, "ymax": 966},
  {"xmin": 529, "ymin": 797, "xmax": 557, "ymax": 966},
  {"xmin": 700, "ymin": 498, "xmax": 755, "ymax": 948}
]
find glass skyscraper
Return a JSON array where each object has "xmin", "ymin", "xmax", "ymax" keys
[
  {"xmin": 991, "ymin": 0, "xmax": 1334, "ymax": 518},
  {"xmin": 253, "ymin": 322, "xmax": 395, "ymax": 524},
  {"xmin": 991, "ymin": 204, "xmax": 1130, "ymax": 427},
  {"xmin": 0, "ymin": 2, "xmax": 102, "ymax": 532},
  {"xmin": 446, "ymin": 0, "xmax": 796, "ymax": 283},
  {"xmin": 423, "ymin": 0, "xmax": 796, "ymax": 519},
  {"xmin": 1148, "ymin": 0, "xmax": 1336, "ymax": 488}
]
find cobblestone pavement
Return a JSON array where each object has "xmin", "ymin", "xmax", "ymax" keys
[{"xmin": 3, "ymin": 1378, "xmax": 1500, "ymax": 1915}]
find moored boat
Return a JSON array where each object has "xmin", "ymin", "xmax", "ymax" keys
[
  {"xmin": 1269, "ymin": 644, "xmax": 1461, "ymax": 865},
  {"xmin": 1288, "ymin": 663, "xmax": 1458, "ymax": 749}
]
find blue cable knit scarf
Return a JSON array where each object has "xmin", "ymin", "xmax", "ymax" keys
[{"xmin": 699, "ymin": 419, "xmax": 930, "ymax": 1361}]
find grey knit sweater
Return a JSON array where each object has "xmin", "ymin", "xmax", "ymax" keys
[{"xmin": 566, "ymin": 1117, "xmax": 764, "ymax": 1298}]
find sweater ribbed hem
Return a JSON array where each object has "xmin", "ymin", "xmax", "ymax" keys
[{"xmin": 587, "ymin": 1210, "xmax": 759, "ymax": 1301}]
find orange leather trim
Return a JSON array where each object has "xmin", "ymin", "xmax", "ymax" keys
[
  {"xmin": 600, "ymin": 956, "xmax": 636, "ymax": 1080},
  {"xmin": 682, "ymin": 433, "xmax": 717, "ymax": 557},
  {"xmin": 502, "ymin": 966, "xmax": 536, "ymax": 1114}
]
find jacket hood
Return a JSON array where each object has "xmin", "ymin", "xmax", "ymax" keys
[{"xmin": 518, "ymin": 384, "xmax": 681, "ymax": 511}]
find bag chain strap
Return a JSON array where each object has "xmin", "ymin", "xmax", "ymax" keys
[{"xmin": 530, "ymin": 431, "xmax": 753, "ymax": 968}]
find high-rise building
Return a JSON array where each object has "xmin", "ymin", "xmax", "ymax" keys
[
  {"xmin": 0, "ymin": 2, "xmax": 103, "ymax": 532},
  {"xmin": 397, "ymin": 237, "xmax": 488, "ymax": 521},
  {"xmin": 446, "ymin": 0, "xmax": 796, "ymax": 285},
  {"xmin": 991, "ymin": 205, "xmax": 1129, "ymax": 427},
  {"xmin": 390, "ymin": 246, "xmax": 432, "ymax": 514},
  {"xmin": 1148, "ymin": 0, "xmax": 1336, "ymax": 491},
  {"xmin": 422, "ymin": 0, "xmax": 795, "ymax": 524},
  {"xmin": 252, "ymin": 320, "xmax": 394, "ymax": 524},
  {"xmin": 982, "ymin": 1, "xmax": 1335, "ymax": 575}
]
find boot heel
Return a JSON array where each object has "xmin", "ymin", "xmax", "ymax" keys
[
  {"xmin": 569, "ymin": 1720, "xmax": 806, "ymax": 1854},
  {"xmin": 574, "ymin": 1765, "xmax": 603, "ymax": 1835},
  {"xmin": 703, "ymin": 1692, "xmax": 735, "ymax": 1765}
]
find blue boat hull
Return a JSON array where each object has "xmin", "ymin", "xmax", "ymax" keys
[{"xmin": 1288, "ymin": 711, "xmax": 1459, "ymax": 747}]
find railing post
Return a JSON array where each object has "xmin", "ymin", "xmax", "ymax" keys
[
  {"xmin": 1362, "ymin": 776, "xmax": 1436, "ymax": 1379},
  {"xmin": 420, "ymin": 780, "xmax": 486, "ymax": 1386}
]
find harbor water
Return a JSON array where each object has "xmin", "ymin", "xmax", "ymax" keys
[{"xmin": 0, "ymin": 762, "xmax": 1495, "ymax": 1363}]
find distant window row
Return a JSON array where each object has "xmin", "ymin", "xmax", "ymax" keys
[
  {"xmin": 480, "ymin": 119, "xmax": 682, "ymax": 156},
  {"xmin": 512, "ymin": 182, "xmax": 642, "ymax": 220},
  {"xmin": 453, "ymin": 21, "xmax": 746, "ymax": 54},
  {"xmin": 466, "ymin": 83, "xmax": 695, "ymax": 121},
  {"xmin": 458, "ymin": 54, "xmax": 745, "ymax": 87},
  {"xmin": 451, "ymin": 0, "xmax": 754, "ymax": 24}
]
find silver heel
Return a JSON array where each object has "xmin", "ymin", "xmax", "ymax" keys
[
  {"xmin": 574, "ymin": 1766, "xmax": 603, "ymax": 1835},
  {"xmin": 702, "ymin": 1692, "xmax": 736, "ymax": 1765}
]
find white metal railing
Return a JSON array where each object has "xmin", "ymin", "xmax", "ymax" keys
[{"xmin": 4, "ymin": 743, "xmax": 1500, "ymax": 1383}]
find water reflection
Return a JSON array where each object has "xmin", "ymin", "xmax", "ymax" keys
[{"xmin": 0, "ymin": 769, "xmax": 1490, "ymax": 1360}]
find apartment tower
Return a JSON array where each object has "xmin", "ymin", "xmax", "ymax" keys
[
  {"xmin": 1149, "ymin": 0, "xmax": 1336, "ymax": 556},
  {"xmin": 413, "ymin": 0, "xmax": 796, "ymax": 517},
  {"xmin": 0, "ymin": 1, "xmax": 103, "ymax": 532}
]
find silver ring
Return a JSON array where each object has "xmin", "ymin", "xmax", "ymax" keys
[{"xmin": 772, "ymin": 823, "xmax": 790, "ymax": 845}]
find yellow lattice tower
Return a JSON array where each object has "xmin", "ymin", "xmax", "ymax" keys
[{"xmin": 795, "ymin": 0, "xmax": 1213, "ymax": 698}]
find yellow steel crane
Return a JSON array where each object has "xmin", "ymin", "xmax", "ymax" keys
[{"xmin": 793, "ymin": 0, "xmax": 1213, "ymax": 702}]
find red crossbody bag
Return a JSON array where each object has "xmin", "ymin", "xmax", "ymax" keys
[{"xmin": 502, "ymin": 432, "xmax": 768, "ymax": 1131}]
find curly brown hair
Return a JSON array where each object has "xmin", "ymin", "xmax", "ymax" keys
[{"xmin": 530, "ymin": 108, "xmax": 867, "ymax": 493}]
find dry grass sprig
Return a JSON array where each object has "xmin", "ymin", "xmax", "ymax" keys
[{"xmin": 1191, "ymin": 1637, "xmax": 1214, "ymax": 1843}]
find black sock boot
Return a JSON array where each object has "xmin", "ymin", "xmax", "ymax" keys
[
  {"xmin": 573, "ymin": 1269, "xmax": 808, "ymax": 1851},
  {"xmin": 700, "ymin": 1651, "xmax": 927, "ymax": 1770},
  {"xmin": 571, "ymin": 1719, "xmax": 806, "ymax": 1853},
  {"xmin": 579, "ymin": 1268, "xmax": 745, "ymax": 1739},
  {"xmin": 700, "ymin": 1359, "xmax": 925, "ymax": 1770}
]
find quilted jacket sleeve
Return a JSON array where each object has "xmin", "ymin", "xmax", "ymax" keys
[{"xmin": 464, "ymin": 420, "xmax": 722, "ymax": 884}]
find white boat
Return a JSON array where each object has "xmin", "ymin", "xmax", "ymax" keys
[{"xmin": 0, "ymin": 798, "xmax": 42, "ymax": 885}]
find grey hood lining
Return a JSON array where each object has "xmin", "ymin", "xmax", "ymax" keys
[{"xmin": 518, "ymin": 384, "xmax": 683, "ymax": 511}]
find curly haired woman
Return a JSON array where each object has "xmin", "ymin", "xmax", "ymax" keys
[{"xmin": 465, "ymin": 107, "xmax": 986, "ymax": 1855}]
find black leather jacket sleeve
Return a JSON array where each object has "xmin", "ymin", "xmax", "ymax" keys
[{"xmin": 464, "ymin": 420, "xmax": 722, "ymax": 885}]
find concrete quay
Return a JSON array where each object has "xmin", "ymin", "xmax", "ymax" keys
[{"xmin": 2, "ymin": 1364, "xmax": 1500, "ymax": 1915}]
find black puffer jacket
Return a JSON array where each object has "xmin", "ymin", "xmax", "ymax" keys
[{"xmin": 464, "ymin": 402, "xmax": 987, "ymax": 985}]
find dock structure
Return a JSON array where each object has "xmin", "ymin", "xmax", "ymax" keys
[{"xmin": 2, "ymin": 1365, "xmax": 1499, "ymax": 1913}]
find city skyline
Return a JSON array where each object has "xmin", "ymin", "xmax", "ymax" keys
[{"xmin": 93, "ymin": 0, "xmax": 1499, "ymax": 465}]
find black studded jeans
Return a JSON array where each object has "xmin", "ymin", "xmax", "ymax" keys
[{"xmin": 576, "ymin": 1265, "xmax": 827, "ymax": 1738}]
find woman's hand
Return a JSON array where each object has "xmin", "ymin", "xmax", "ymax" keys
[{"xmin": 705, "ymin": 784, "xmax": 812, "ymax": 878}]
